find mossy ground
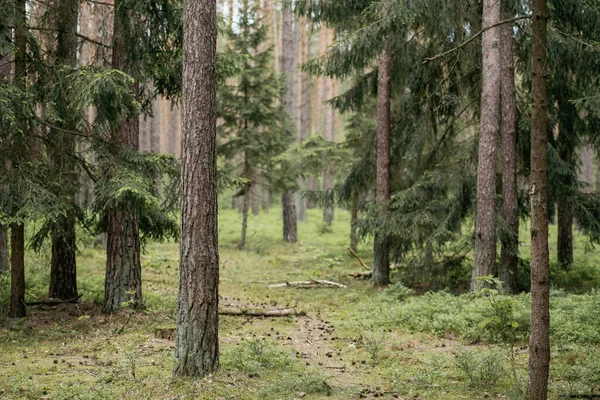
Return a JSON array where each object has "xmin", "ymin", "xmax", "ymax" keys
[{"xmin": 1, "ymin": 206, "xmax": 599, "ymax": 399}]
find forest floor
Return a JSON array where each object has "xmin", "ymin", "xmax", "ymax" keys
[{"xmin": 1, "ymin": 206, "xmax": 600, "ymax": 399}]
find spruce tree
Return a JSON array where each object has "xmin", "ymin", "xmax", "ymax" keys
[{"xmin": 218, "ymin": 0, "xmax": 291, "ymax": 250}]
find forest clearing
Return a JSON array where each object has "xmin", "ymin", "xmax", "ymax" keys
[{"xmin": 1, "ymin": 208, "xmax": 600, "ymax": 399}]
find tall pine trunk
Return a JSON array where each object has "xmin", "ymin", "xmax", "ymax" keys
[
  {"xmin": 9, "ymin": 0, "xmax": 27, "ymax": 319},
  {"xmin": 281, "ymin": 7, "xmax": 297, "ymax": 242},
  {"xmin": 173, "ymin": 0, "xmax": 220, "ymax": 377},
  {"xmin": 557, "ymin": 132, "xmax": 574, "ymax": 270},
  {"xmin": 372, "ymin": 47, "xmax": 391, "ymax": 287},
  {"xmin": 49, "ymin": 0, "xmax": 79, "ymax": 300},
  {"xmin": 104, "ymin": 0, "xmax": 142, "ymax": 313},
  {"xmin": 0, "ymin": 34, "xmax": 9, "ymax": 274},
  {"xmin": 297, "ymin": 17, "xmax": 311, "ymax": 222},
  {"xmin": 322, "ymin": 29, "xmax": 335, "ymax": 225},
  {"xmin": 350, "ymin": 188, "xmax": 358, "ymax": 252},
  {"xmin": 528, "ymin": 0, "xmax": 551, "ymax": 396},
  {"xmin": 472, "ymin": 0, "xmax": 501, "ymax": 291},
  {"xmin": 499, "ymin": 13, "xmax": 518, "ymax": 294}
]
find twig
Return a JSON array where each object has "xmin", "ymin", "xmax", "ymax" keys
[
  {"xmin": 347, "ymin": 247, "xmax": 371, "ymax": 271},
  {"xmin": 75, "ymin": 33, "xmax": 111, "ymax": 48},
  {"xmin": 423, "ymin": 15, "xmax": 532, "ymax": 64},
  {"xmin": 113, "ymin": 310, "xmax": 135, "ymax": 335},
  {"xmin": 26, "ymin": 294, "xmax": 82, "ymax": 306}
]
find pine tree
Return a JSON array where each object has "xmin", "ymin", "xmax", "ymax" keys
[
  {"xmin": 528, "ymin": 0, "xmax": 550, "ymax": 396},
  {"xmin": 103, "ymin": 0, "xmax": 143, "ymax": 313},
  {"xmin": 173, "ymin": 0, "xmax": 220, "ymax": 377},
  {"xmin": 281, "ymin": 6, "xmax": 298, "ymax": 243},
  {"xmin": 499, "ymin": 5, "xmax": 518, "ymax": 294},
  {"xmin": 48, "ymin": 0, "xmax": 80, "ymax": 301},
  {"xmin": 218, "ymin": 0, "xmax": 291, "ymax": 249},
  {"xmin": 472, "ymin": 0, "xmax": 501, "ymax": 291}
]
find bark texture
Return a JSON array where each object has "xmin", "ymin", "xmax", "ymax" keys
[
  {"xmin": 281, "ymin": 7, "xmax": 297, "ymax": 242},
  {"xmin": 282, "ymin": 192, "xmax": 298, "ymax": 243},
  {"xmin": 528, "ymin": 0, "xmax": 551, "ymax": 397},
  {"xmin": 472, "ymin": 0, "xmax": 501, "ymax": 291},
  {"xmin": 372, "ymin": 48, "xmax": 392, "ymax": 287},
  {"xmin": 297, "ymin": 17, "xmax": 311, "ymax": 222},
  {"xmin": 499, "ymin": 14, "xmax": 518, "ymax": 294},
  {"xmin": 49, "ymin": 0, "xmax": 79, "ymax": 300},
  {"xmin": 0, "ymin": 230, "xmax": 8, "ymax": 273},
  {"xmin": 104, "ymin": 0, "xmax": 142, "ymax": 313},
  {"xmin": 173, "ymin": 0, "xmax": 220, "ymax": 377},
  {"xmin": 10, "ymin": 224, "xmax": 26, "ymax": 318},
  {"xmin": 9, "ymin": 0, "xmax": 27, "ymax": 319}
]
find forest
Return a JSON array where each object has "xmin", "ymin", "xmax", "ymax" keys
[{"xmin": 1, "ymin": 0, "xmax": 600, "ymax": 399}]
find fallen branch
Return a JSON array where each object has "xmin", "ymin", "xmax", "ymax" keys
[
  {"xmin": 268, "ymin": 280, "xmax": 347, "ymax": 289},
  {"xmin": 26, "ymin": 294, "xmax": 82, "ymax": 306},
  {"xmin": 344, "ymin": 264, "xmax": 400, "ymax": 279},
  {"xmin": 347, "ymin": 247, "xmax": 371, "ymax": 271},
  {"xmin": 220, "ymin": 308, "xmax": 306, "ymax": 317}
]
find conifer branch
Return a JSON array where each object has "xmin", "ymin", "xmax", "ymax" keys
[
  {"xmin": 86, "ymin": 0, "xmax": 114, "ymax": 6},
  {"xmin": 75, "ymin": 33, "xmax": 111, "ymax": 48},
  {"xmin": 422, "ymin": 15, "xmax": 532, "ymax": 64}
]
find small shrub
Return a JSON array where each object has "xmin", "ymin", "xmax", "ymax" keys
[
  {"xmin": 454, "ymin": 349, "xmax": 504, "ymax": 388},
  {"xmin": 226, "ymin": 339, "xmax": 294, "ymax": 376}
]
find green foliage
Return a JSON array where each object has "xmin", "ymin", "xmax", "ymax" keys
[
  {"xmin": 454, "ymin": 349, "xmax": 505, "ymax": 388},
  {"xmin": 226, "ymin": 339, "xmax": 294, "ymax": 375}
]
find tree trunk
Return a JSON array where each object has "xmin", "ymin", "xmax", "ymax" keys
[
  {"xmin": 250, "ymin": 166, "xmax": 260, "ymax": 216},
  {"xmin": 499, "ymin": 13, "xmax": 518, "ymax": 294},
  {"xmin": 528, "ymin": 0, "xmax": 551, "ymax": 397},
  {"xmin": 372, "ymin": 47, "xmax": 392, "ymax": 287},
  {"xmin": 350, "ymin": 188, "xmax": 358, "ymax": 252},
  {"xmin": 173, "ymin": 0, "xmax": 220, "ymax": 377},
  {"xmin": 240, "ymin": 158, "xmax": 250, "ymax": 249},
  {"xmin": 261, "ymin": 169, "xmax": 271, "ymax": 210},
  {"xmin": 10, "ymin": 223, "xmax": 26, "ymax": 318},
  {"xmin": 578, "ymin": 145, "xmax": 594, "ymax": 193},
  {"xmin": 49, "ymin": 0, "xmax": 79, "ymax": 300},
  {"xmin": 9, "ymin": 0, "xmax": 27, "ymax": 319},
  {"xmin": 297, "ymin": 17, "xmax": 311, "ymax": 223},
  {"xmin": 557, "ymin": 199, "xmax": 573, "ymax": 269},
  {"xmin": 281, "ymin": 7, "xmax": 297, "ymax": 242},
  {"xmin": 472, "ymin": 0, "xmax": 501, "ymax": 291},
  {"xmin": 282, "ymin": 192, "xmax": 298, "ymax": 243},
  {"xmin": 104, "ymin": 0, "xmax": 142, "ymax": 313},
  {"xmin": 0, "ymin": 229, "xmax": 8, "ymax": 273},
  {"xmin": 322, "ymin": 28, "xmax": 335, "ymax": 226}
]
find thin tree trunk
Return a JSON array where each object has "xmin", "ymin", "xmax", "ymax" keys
[
  {"xmin": 350, "ymin": 188, "xmax": 358, "ymax": 252},
  {"xmin": 528, "ymin": 0, "xmax": 550, "ymax": 396},
  {"xmin": 557, "ymin": 199, "xmax": 573, "ymax": 269},
  {"xmin": 372, "ymin": 47, "xmax": 392, "ymax": 287},
  {"xmin": 261, "ymin": 168, "xmax": 271, "ymax": 210},
  {"xmin": 104, "ymin": 0, "xmax": 142, "ymax": 313},
  {"xmin": 9, "ymin": 0, "xmax": 27, "ymax": 319},
  {"xmin": 250, "ymin": 166, "xmax": 260, "ymax": 216},
  {"xmin": 281, "ymin": 7, "xmax": 297, "ymax": 242},
  {"xmin": 282, "ymin": 191, "xmax": 298, "ymax": 243},
  {"xmin": 240, "ymin": 158, "xmax": 250, "ymax": 249},
  {"xmin": 49, "ymin": 0, "xmax": 79, "ymax": 300},
  {"xmin": 173, "ymin": 0, "xmax": 220, "ymax": 377},
  {"xmin": 578, "ymin": 145, "xmax": 594, "ymax": 193},
  {"xmin": 472, "ymin": 0, "xmax": 501, "ymax": 291},
  {"xmin": 10, "ymin": 223, "xmax": 26, "ymax": 318},
  {"xmin": 322, "ymin": 29, "xmax": 335, "ymax": 225},
  {"xmin": 0, "ymin": 230, "xmax": 8, "ymax": 273},
  {"xmin": 499, "ymin": 13, "xmax": 518, "ymax": 294},
  {"xmin": 297, "ymin": 17, "xmax": 311, "ymax": 222}
]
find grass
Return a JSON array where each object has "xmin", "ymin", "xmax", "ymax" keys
[{"xmin": 0, "ymin": 203, "xmax": 599, "ymax": 399}]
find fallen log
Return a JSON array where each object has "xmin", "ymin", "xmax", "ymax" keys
[
  {"xmin": 347, "ymin": 247, "xmax": 371, "ymax": 271},
  {"xmin": 220, "ymin": 308, "xmax": 306, "ymax": 317},
  {"xmin": 267, "ymin": 279, "xmax": 347, "ymax": 289},
  {"xmin": 26, "ymin": 294, "xmax": 82, "ymax": 306}
]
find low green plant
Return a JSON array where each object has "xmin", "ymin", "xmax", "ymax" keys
[
  {"xmin": 454, "ymin": 349, "xmax": 504, "ymax": 388},
  {"xmin": 226, "ymin": 339, "xmax": 294, "ymax": 376}
]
